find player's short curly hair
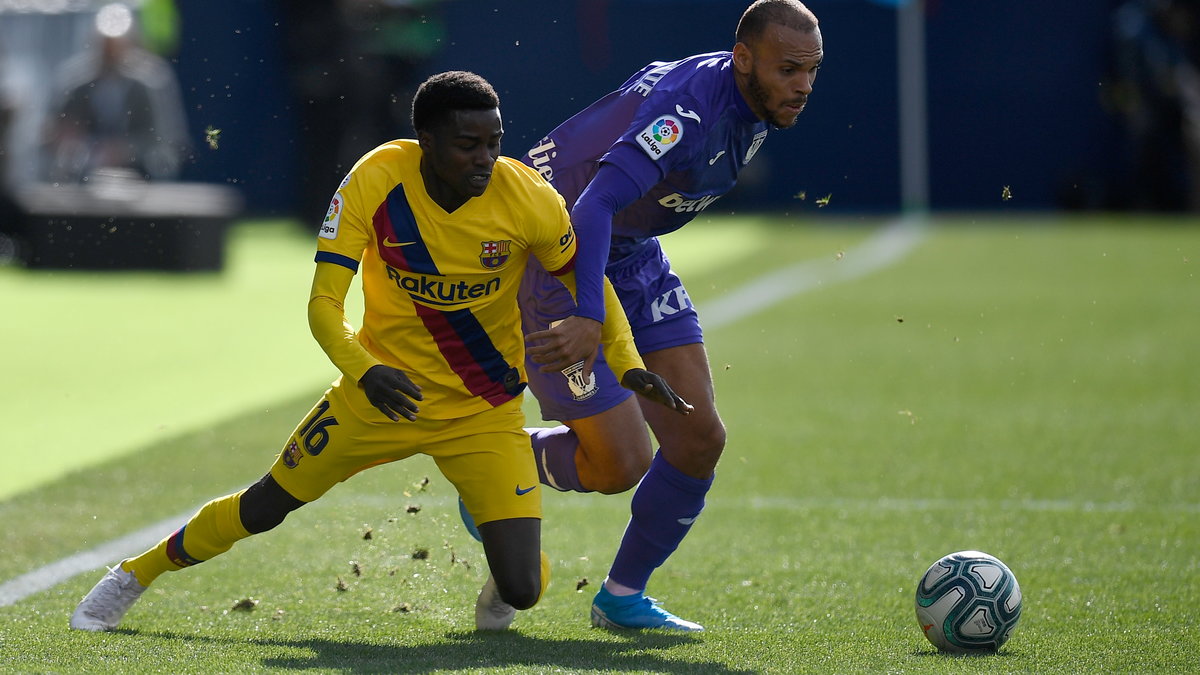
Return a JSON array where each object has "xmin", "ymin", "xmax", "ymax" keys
[
  {"xmin": 736, "ymin": 0, "xmax": 818, "ymax": 44},
  {"xmin": 410, "ymin": 71, "xmax": 500, "ymax": 134}
]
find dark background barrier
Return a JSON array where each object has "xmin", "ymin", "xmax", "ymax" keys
[{"xmin": 0, "ymin": 0, "xmax": 1168, "ymax": 220}]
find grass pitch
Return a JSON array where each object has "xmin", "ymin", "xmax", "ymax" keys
[{"xmin": 0, "ymin": 214, "xmax": 1197, "ymax": 673}]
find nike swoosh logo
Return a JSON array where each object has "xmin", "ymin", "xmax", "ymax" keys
[
  {"xmin": 382, "ymin": 238, "xmax": 416, "ymax": 247},
  {"xmin": 676, "ymin": 516, "xmax": 697, "ymax": 525},
  {"xmin": 675, "ymin": 104, "xmax": 701, "ymax": 124},
  {"xmin": 708, "ymin": 151, "xmax": 726, "ymax": 165},
  {"xmin": 515, "ymin": 485, "xmax": 537, "ymax": 495}
]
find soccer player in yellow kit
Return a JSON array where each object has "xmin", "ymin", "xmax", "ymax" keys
[{"xmin": 69, "ymin": 71, "xmax": 690, "ymax": 633}]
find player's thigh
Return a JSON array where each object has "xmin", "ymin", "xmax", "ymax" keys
[
  {"xmin": 608, "ymin": 240, "xmax": 704, "ymax": 356},
  {"xmin": 561, "ymin": 394, "xmax": 654, "ymax": 468},
  {"xmin": 609, "ymin": 242, "xmax": 723, "ymax": 472},
  {"xmin": 639, "ymin": 343, "xmax": 726, "ymax": 476},
  {"xmin": 429, "ymin": 399, "xmax": 541, "ymax": 527},
  {"xmin": 269, "ymin": 381, "xmax": 419, "ymax": 503}
]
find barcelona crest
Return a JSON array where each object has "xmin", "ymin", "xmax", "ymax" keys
[
  {"xmin": 282, "ymin": 440, "xmax": 302, "ymax": 468},
  {"xmin": 480, "ymin": 240, "xmax": 512, "ymax": 269}
]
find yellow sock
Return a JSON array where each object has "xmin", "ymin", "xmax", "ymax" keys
[
  {"xmin": 537, "ymin": 550, "xmax": 551, "ymax": 603},
  {"xmin": 123, "ymin": 490, "xmax": 252, "ymax": 586}
]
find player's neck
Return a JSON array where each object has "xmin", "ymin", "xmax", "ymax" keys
[
  {"xmin": 732, "ymin": 73, "xmax": 757, "ymax": 120},
  {"xmin": 419, "ymin": 159, "xmax": 469, "ymax": 213},
  {"xmin": 731, "ymin": 60, "xmax": 768, "ymax": 125}
]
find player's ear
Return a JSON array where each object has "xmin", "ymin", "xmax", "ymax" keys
[
  {"xmin": 732, "ymin": 41, "xmax": 754, "ymax": 74},
  {"xmin": 417, "ymin": 129, "xmax": 434, "ymax": 153}
]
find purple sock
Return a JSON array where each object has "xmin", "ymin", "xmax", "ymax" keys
[
  {"xmin": 527, "ymin": 426, "xmax": 590, "ymax": 493},
  {"xmin": 607, "ymin": 450, "xmax": 713, "ymax": 591}
]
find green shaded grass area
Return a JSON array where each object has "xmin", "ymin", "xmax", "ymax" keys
[
  {"xmin": 0, "ymin": 221, "xmax": 354, "ymax": 500},
  {"xmin": 1, "ymin": 214, "xmax": 1198, "ymax": 673}
]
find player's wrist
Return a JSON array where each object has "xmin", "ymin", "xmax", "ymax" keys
[{"xmin": 573, "ymin": 306, "xmax": 605, "ymax": 324}]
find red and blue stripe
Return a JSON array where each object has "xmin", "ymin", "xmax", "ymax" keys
[
  {"xmin": 373, "ymin": 183, "xmax": 523, "ymax": 405},
  {"xmin": 374, "ymin": 183, "xmax": 438, "ymax": 274},
  {"xmin": 164, "ymin": 526, "xmax": 204, "ymax": 568}
]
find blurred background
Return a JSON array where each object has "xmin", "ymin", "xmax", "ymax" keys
[{"xmin": 0, "ymin": 0, "xmax": 1197, "ymax": 255}]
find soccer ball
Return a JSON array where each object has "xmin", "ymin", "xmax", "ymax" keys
[{"xmin": 915, "ymin": 550, "xmax": 1022, "ymax": 653}]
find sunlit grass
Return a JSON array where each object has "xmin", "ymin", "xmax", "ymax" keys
[{"xmin": 1, "ymin": 214, "xmax": 1197, "ymax": 673}]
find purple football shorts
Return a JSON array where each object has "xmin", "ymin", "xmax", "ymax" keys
[{"xmin": 519, "ymin": 237, "xmax": 703, "ymax": 422}]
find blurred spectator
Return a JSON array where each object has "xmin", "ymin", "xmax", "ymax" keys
[
  {"xmin": 277, "ymin": 0, "xmax": 444, "ymax": 229},
  {"xmin": 0, "ymin": 42, "xmax": 23, "ymax": 256},
  {"xmin": 1111, "ymin": 0, "xmax": 1200, "ymax": 211},
  {"xmin": 41, "ymin": 3, "xmax": 189, "ymax": 183}
]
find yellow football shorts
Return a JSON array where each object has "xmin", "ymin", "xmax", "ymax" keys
[{"xmin": 269, "ymin": 376, "xmax": 540, "ymax": 526}]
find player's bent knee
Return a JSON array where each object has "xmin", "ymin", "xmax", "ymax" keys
[
  {"xmin": 705, "ymin": 421, "xmax": 728, "ymax": 455},
  {"xmin": 239, "ymin": 474, "xmax": 306, "ymax": 534},
  {"xmin": 576, "ymin": 429, "xmax": 654, "ymax": 494},
  {"xmin": 240, "ymin": 506, "xmax": 292, "ymax": 535},
  {"xmin": 493, "ymin": 563, "xmax": 543, "ymax": 610},
  {"xmin": 589, "ymin": 455, "xmax": 651, "ymax": 494},
  {"xmin": 687, "ymin": 417, "xmax": 727, "ymax": 456},
  {"xmin": 498, "ymin": 579, "xmax": 541, "ymax": 610},
  {"xmin": 664, "ymin": 419, "xmax": 727, "ymax": 477}
]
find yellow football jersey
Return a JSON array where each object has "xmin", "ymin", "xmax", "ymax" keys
[{"xmin": 315, "ymin": 139, "xmax": 577, "ymax": 419}]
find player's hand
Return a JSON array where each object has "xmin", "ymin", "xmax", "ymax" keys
[
  {"xmin": 359, "ymin": 365, "xmax": 423, "ymax": 422},
  {"xmin": 620, "ymin": 368, "xmax": 693, "ymax": 415},
  {"xmin": 525, "ymin": 315, "xmax": 602, "ymax": 374}
]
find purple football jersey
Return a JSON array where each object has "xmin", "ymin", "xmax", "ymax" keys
[{"xmin": 522, "ymin": 51, "xmax": 770, "ymax": 255}]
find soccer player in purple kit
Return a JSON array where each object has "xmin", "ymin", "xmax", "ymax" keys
[{"xmin": 519, "ymin": 0, "xmax": 824, "ymax": 631}]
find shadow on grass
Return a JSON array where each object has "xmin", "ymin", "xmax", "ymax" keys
[
  {"xmin": 908, "ymin": 646, "xmax": 1023, "ymax": 660},
  {"xmin": 128, "ymin": 628, "xmax": 756, "ymax": 674}
]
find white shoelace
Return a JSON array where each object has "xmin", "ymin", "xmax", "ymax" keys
[{"xmin": 84, "ymin": 567, "xmax": 142, "ymax": 622}]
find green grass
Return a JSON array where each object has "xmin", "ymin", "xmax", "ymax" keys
[
  {"xmin": 1, "ymin": 214, "xmax": 1197, "ymax": 673},
  {"xmin": 0, "ymin": 220, "xmax": 362, "ymax": 499}
]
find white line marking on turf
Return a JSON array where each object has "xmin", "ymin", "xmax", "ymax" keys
[
  {"xmin": 702, "ymin": 214, "xmax": 928, "ymax": 329},
  {"xmin": 0, "ymin": 506, "xmax": 197, "ymax": 607},
  {"xmin": 737, "ymin": 495, "xmax": 1200, "ymax": 515},
  {"xmin": 0, "ymin": 217, "xmax": 928, "ymax": 609},
  {"xmin": 542, "ymin": 494, "xmax": 1200, "ymax": 515}
]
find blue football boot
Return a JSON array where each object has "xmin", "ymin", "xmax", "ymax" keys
[{"xmin": 590, "ymin": 586, "xmax": 704, "ymax": 632}]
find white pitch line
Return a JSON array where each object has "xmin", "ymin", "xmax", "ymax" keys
[
  {"xmin": 0, "ymin": 504, "xmax": 204, "ymax": 607},
  {"xmin": 737, "ymin": 495, "xmax": 1200, "ymax": 515},
  {"xmin": 0, "ymin": 217, "xmax": 928, "ymax": 609},
  {"xmin": 701, "ymin": 214, "xmax": 928, "ymax": 329},
  {"xmin": 535, "ymin": 494, "xmax": 1200, "ymax": 517}
]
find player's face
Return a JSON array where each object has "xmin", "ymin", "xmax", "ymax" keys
[
  {"xmin": 418, "ymin": 108, "xmax": 503, "ymax": 212},
  {"xmin": 736, "ymin": 23, "xmax": 823, "ymax": 129}
]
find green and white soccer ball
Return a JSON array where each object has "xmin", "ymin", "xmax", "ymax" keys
[{"xmin": 915, "ymin": 550, "xmax": 1022, "ymax": 653}]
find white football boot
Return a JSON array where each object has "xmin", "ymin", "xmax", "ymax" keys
[
  {"xmin": 474, "ymin": 550, "xmax": 550, "ymax": 630},
  {"xmin": 69, "ymin": 564, "xmax": 148, "ymax": 631},
  {"xmin": 474, "ymin": 574, "xmax": 516, "ymax": 630}
]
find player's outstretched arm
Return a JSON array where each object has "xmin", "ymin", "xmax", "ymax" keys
[
  {"xmin": 359, "ymin": 365, "xmax": 423, "ymax": 422},
  {"xmin": 620, "ymin": 368, "xmax": 693, "ymax": 415},
  {"xmin": 308, "ymin": 262, "xmax": 382, "ymax": 382}
]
